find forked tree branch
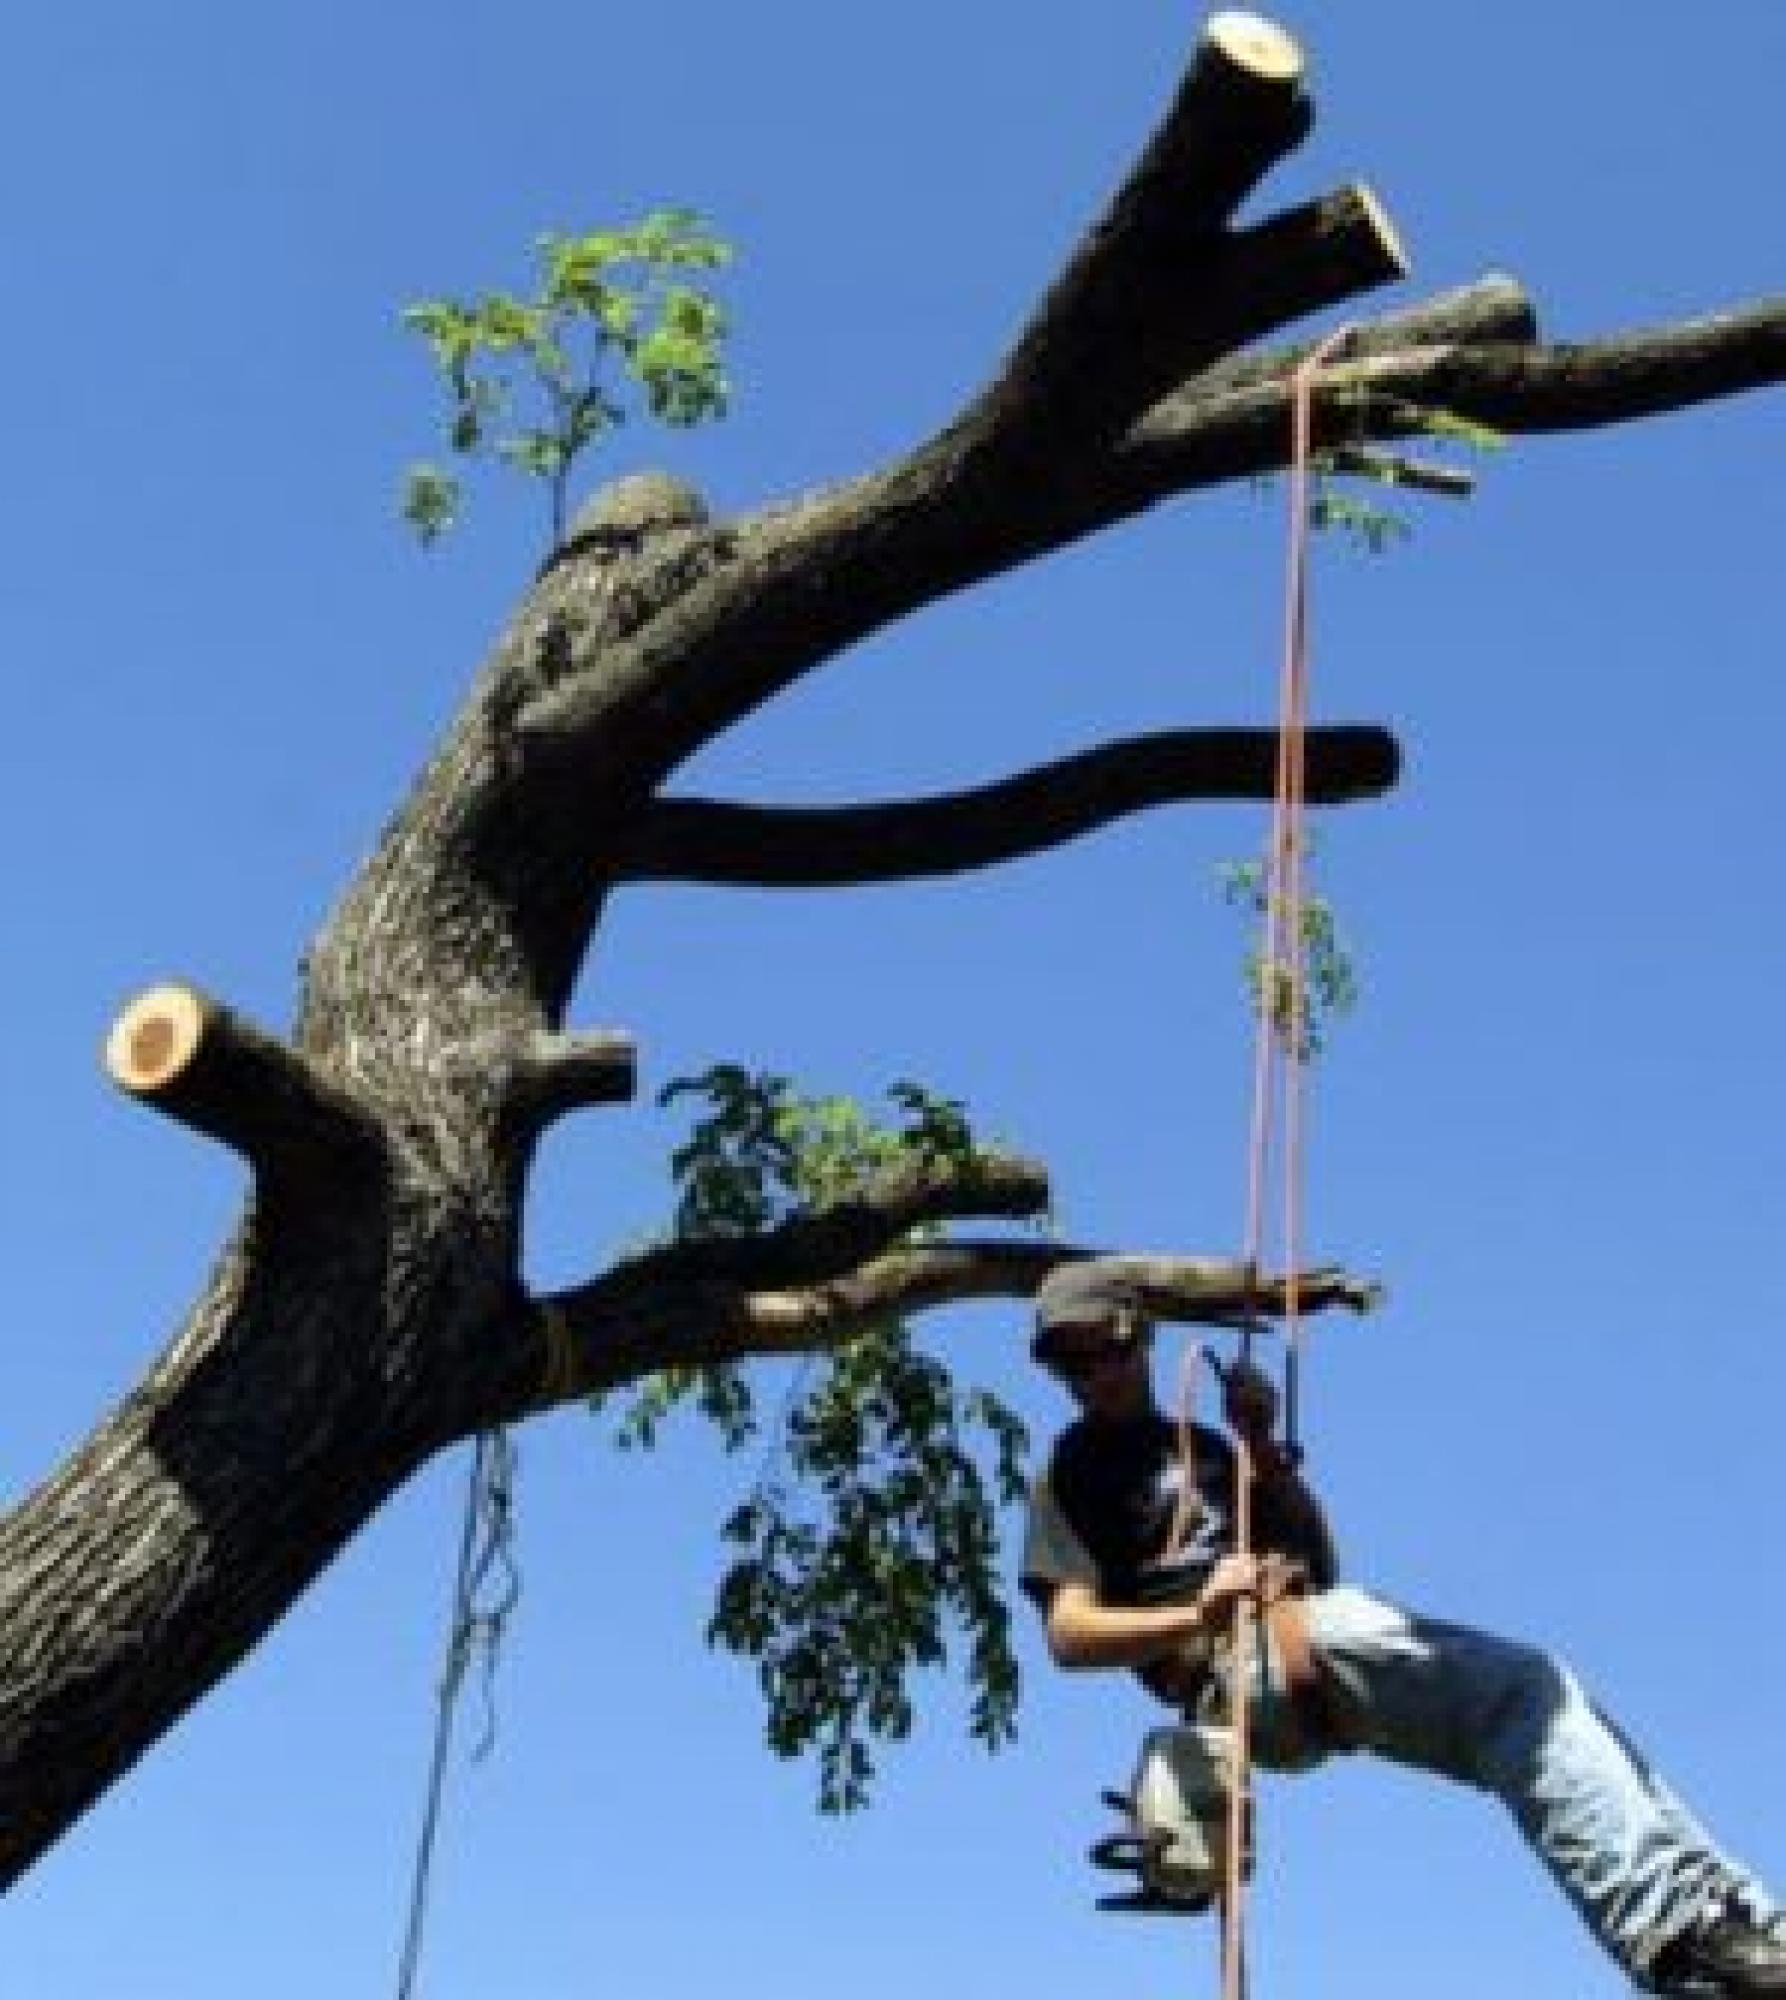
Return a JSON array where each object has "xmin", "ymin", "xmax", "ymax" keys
[
  {"xmin": 612, "ymin": 725, "xmax": 1398, "ymax": 888},
  {"xmin": 512, "ymin": 1154, "xmax": 1051, "ymax": 1413},
  {"xmin": 526, "ymin": 1239, "xmax": 1378, "ymax": 1408},
  {"xmin": 955, "ymin": 11, "xmax": 1322, "ymax": 461},
  {"xmin": 524, "ymin": 1241, "xmax": 1072, "ymax": 1405}
]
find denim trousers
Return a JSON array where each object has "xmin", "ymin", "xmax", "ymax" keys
[{"xmin": 1233, "ymin": 1586, "xmax": 1779, "ymax": 1984}]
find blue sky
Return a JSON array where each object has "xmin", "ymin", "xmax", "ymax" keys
[{"xmin": 4, "ymin": 2, "xmax": 1783, "ymax": 1994}]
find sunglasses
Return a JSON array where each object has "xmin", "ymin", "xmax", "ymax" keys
[{"xmin": 1047, "ymin": 1343, "xmax": 1138, "ymax": 1385}]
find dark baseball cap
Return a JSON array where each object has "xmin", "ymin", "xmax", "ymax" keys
[{"xmin": 1031, "ymin": 1264, "xmax": 1151, "ymax": 1361}]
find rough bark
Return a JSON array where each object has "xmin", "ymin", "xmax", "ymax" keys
[{"xmin": 4, "ymin": 8, "xmax": 1785, "ymax": 1886}]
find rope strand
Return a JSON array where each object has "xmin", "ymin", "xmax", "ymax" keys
[
  {"xmin": 1219, "ymin": 323, "xmax": 1353, "ymax": 2000},
  {"xmin": 393, "ymin": 1430, "xmax": 520, "ymax": 2000}
]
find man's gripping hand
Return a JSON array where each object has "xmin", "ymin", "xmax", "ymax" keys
[{"xmin": 1221, "ymin": 1359, "xmax": 1281, "ymax": 1447}]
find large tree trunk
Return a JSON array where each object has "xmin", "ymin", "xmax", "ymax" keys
[{"xmin": 3, "ymin": 8, "xmax": 1784, "ymax": 1885}]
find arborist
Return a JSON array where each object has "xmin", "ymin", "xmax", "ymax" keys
[{"xmin": 1020, "ymin": 1254, "xmax": 1786, "ymax": 1996}]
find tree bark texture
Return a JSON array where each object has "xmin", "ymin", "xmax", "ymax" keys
[{"xmin": 3, "ymin": 9, "xmax": 1784, "ymax": 1886}]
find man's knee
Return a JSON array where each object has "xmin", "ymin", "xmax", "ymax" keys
[{"xmin": 1468, "ymin": 1639, "xmax": 1572, "ymax": 1791}]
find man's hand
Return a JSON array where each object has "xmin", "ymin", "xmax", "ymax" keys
[
  {"xmin": 1221, "ymin": 1358, "xmax": 1279, "ymax": 1445},
  {"xmin": 1198, "ymin": 1552, "xmax": 1264, "ymax": 1624}
]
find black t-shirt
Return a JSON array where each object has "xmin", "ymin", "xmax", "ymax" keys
[{"xmin": 1021, "ymin": 1409, "xmax": 1336, "ymax": 1612}]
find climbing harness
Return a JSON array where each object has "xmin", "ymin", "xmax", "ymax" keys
[{"xmin": 1088, "ymin": 325, "xmax": 1357, "ymax": 2000}]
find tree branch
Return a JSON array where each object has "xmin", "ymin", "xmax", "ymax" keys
[
  {"xmin": 103, "ymin": 983, "xmax": 384, "ymax": 1181},
  {"xmin": 519, "ymin": 1228, "xmax": 1378, "ymax": 1415},
  {"xmin": 1181, "ymin": 272, "xmax": 1540, "ymax": 402},
  {"xmin": 635, "ymin": 1152, "xmax": 1050, "ymax": 1287},
  {"xmin": 1031, "ymin": 1252, "xmax": 1381, "ymax": 1331},
  {"xmin": 515, "ymin": 187, "xmax": 1408, "ymax": 798},
  {"xmin": 501, "ymin": 1027, "xmax": 638, "ymax": 1136},
  {"xmin": 1393, "ymin": 296, "xmax": 1786, "ymax": 436},
  {"xmin": 509, "ymin": 1152, "xmax": 1050, "ymax": 1416},
  {"xmin": 742, "ymin": 1246, "xmax": 1376, "ymax": 1351},
  {"xmin": 740, "ymin": 1240, "xmax": 1080, "ymax": 1352},
  {"xmin": 1115, "ymin": 296, "xmax": 1786, "ymax": 500},
  {"xmin": 957, "ymin": 13, "xmax": 1393, "ymax": 460},
  {"xmin": 612, "ymin": 725, "xmax": 1399, "ymax": 888},
  {"xmin": 523, "ymin": 1238, "xmax": 1073, "ymax": 1410},
  {"xmin": 1324, "ymin": 447, "xmax": 1477, "ymax": 498}
]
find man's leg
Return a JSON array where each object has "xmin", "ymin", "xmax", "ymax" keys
[
  {"xmin": 1275, "ymin": 1586, "xmax": 1779, "ymax": 1985},
  {"xmin": 1589, "ymin": 1698, "xmax": 1784, "ymax": 1941}
]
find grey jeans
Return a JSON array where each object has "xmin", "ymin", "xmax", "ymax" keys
[{"xmin": 1232, "ymin": 1585, "xmax": 1779, "ymax": 1984}]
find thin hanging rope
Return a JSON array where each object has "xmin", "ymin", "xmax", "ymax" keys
[
  {"xmin": 1219, "ymin": 323, "xmax": 1354, "ymax": 2000},
  {"xmin": 1221, "ymin": 1423, "xmax": 1257, "ymax": 2000},
  {"xmin": 1271, "ymin": 327, "xmax": 1343, "ymax": 1458},
  {"xmin": 393, "ymin": 1429, "xmax": 520, "ymax": 2000}
]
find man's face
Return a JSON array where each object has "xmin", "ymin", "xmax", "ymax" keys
[{"xmin": 1043, "ymin": 1322, "xmax": 1151, "ymax": 1421}]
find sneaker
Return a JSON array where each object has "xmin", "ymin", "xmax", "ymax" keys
[{"xmin": 1650, "ymin": 1902, "xmax": 1786, "ymax": 1995}]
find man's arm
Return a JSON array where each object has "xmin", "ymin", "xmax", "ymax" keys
[{"xmin": 1043, "ymin": 1559, "xmax": 1263, "ymax": 1672}]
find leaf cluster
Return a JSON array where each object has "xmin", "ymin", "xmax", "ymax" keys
[
  {"xmin": 400, "ymin": 209, "xmax": 732, "ymax": 547},
  {"xmin": 1219, "ymin": 856, "xmax": 1358, "ymax": 1062},
  {"xmin": 1308, "ymin": 483, "xmax": 1411, "ymax": 555},
  {"xmin": 608, "ymin": 1065, "xmax": 1031, "ymax": 1811},
  {"xmin": 1308, "ymin": 392, "xmax": 1507, "ymax": 554},
  {"xmin": 711, "ymin": 1320, "xmax": 1027, "ymax": 1812}
]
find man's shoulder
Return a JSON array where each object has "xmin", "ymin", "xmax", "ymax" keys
[{"xmin": 1046, "ymin": 1413, "xmax": 1226, "ymax": 1468}]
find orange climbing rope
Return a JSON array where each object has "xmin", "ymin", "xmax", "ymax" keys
[{"xmin": 1219, "ymin": 323, "xmax": 1356, "ymax": 2000}]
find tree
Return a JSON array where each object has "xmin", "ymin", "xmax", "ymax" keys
[{"xmin": 4, "ymin": 3, "xmax": 1783, "ymax": 1915}]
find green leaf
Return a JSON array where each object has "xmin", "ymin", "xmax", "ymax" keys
[
  {"xmin": 400, "ymin": 463, "xmax": 460, "ymax": 546},
  {"xmin": 497, "ymin": 429, "xmax": 570, "ymax": 481}
]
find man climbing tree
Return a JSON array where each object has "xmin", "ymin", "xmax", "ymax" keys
[
  {"xmin": 3, "ymin": 10, "xmax": 1784, "ymax": 1942},
  {"xmin": 1023, "ymin": 1258, "xmax": 1786, "ymax": 1994}
]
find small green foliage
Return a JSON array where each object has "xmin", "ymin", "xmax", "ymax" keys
[
  {"xmin": 400, "ymin": 463, "xmax": 461, "ymax": 546},
  {"xmin": 401, "ymin": 209, "xmax": 732, "ymax": 546},
  {"xmin": 1308, "ymin": 481, "xmax": 1410, "ymax": 555},
  {"xmin": 1220, "ymin": 856, "xmax": 1358, "ymax": 1062},
  {"xmin": 612, "ymin": 1359, "xmax": 757, "ymax": 1455},
  {"xmin": 1303, "ymin": 390, "xmax": 1508, "ymax": 554},
  {"xmin": 1383, "ymin": 399, "xmax": 1507, "ymax": 455},
  {"xmin": 607, "ymin": 1065, "xmax": 1031, "ymax": 1810}
]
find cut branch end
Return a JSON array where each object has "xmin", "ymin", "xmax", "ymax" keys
[
  {"xmin": 102, "ymin": 981, "xmax": 384, "ymax": 1179},
  {"xmin": 1205, "ymin": 11, "xmax": 1303, "ymax": 86},
  {"xmin": 1352, "ymin": 182, "xmax": 1410, "ymax": 283},
  {"xmin": 507, "ymin": 1028, "xmax": 640, "ymax": 1136},
  {"xmin": 105, "ymin": 983, "xmax": 210, "ymax": 1097}
]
